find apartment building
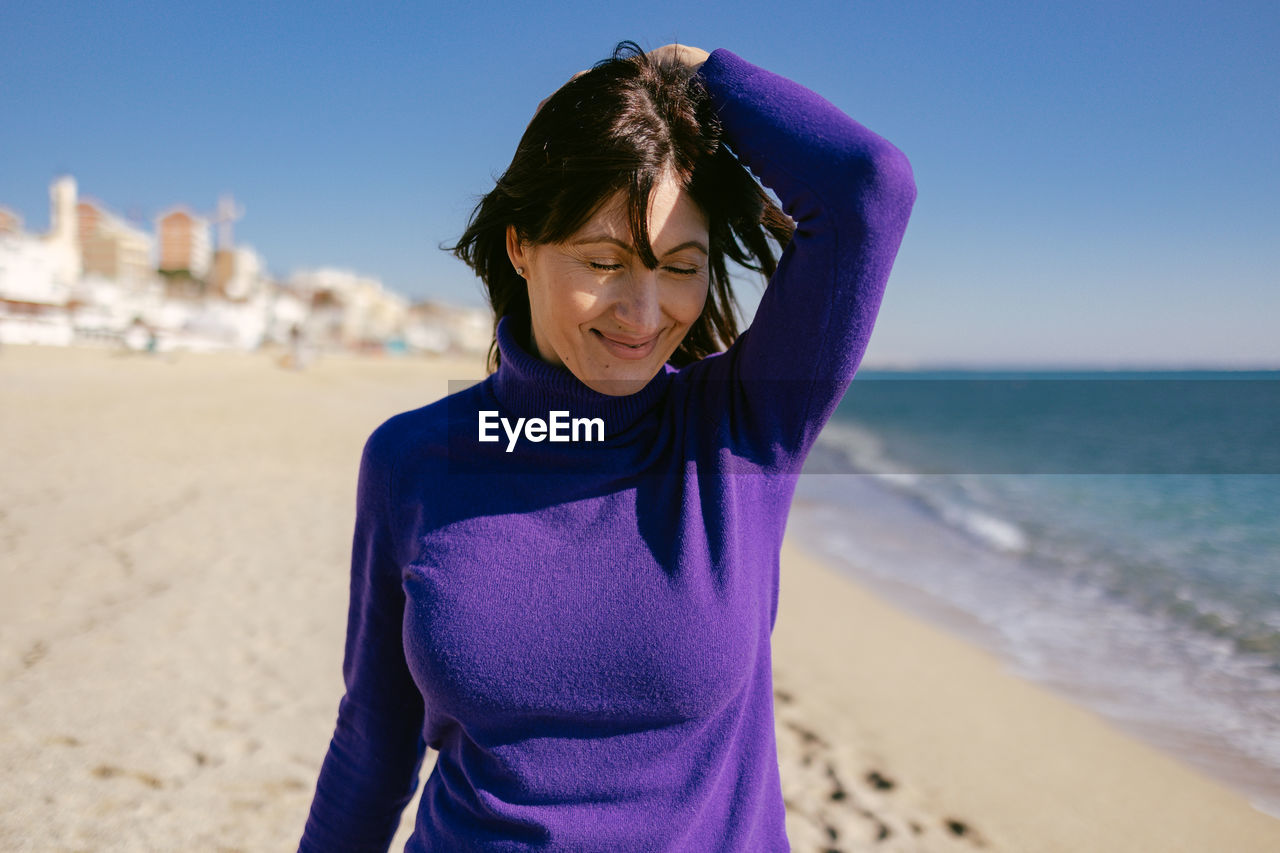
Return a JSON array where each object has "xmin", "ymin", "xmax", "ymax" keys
[
  {"xmin": 77, "ymin": 199, "xmax": 155, "ymax": 282},
  {"xmin": 155, "ymin": 207, "xmax": 212, "ymax": 280}
]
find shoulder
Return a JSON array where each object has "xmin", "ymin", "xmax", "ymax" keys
[{"xmin": 671, "ymin": 348, "xmax": 729, "ymax": 391}]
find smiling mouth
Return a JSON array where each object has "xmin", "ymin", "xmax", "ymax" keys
[
  {"xmin": 596, "ymin": 331, "xmax": 652, "ymax": 347},
  {"xmin": 592, "ymin": 329, "xmax": 659, "ymax": 359}
]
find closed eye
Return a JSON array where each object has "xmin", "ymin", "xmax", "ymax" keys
[{"xmin": 586, "ymin": 261, "xmax": 700, "ymax": 275}]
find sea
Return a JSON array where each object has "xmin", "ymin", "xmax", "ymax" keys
[{"xmin": 790, "ymin": 370, "xmax": 1280, "ymax": 818}]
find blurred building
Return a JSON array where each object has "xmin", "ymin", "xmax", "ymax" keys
[
  {"xmin": 210, "ymin": 245, "xmax": 266, "ymax": 301},
  {"xmin": 0, "ymin": 176, "xmax": 82, "ymax": 345},
  {"xmin": 45, "ymin": 175, "xmax": 82, "ymax": 285},
  {"xmin": 404, "ymin": 301, "xmax": 491, "ymax": 356},
  {"xmin": 286, "ymin": 267, "xmax": 407, "ymax": 349},
  {"xmin": 4, "ymin": 176, "xmax": 467, "ymax": 355},
  {"xmin": 77, "ymin": 199, "xmax": 155, "ymax": 282},
  {"xmin": 0, "ymin": 232, "xmax": 75, "ymax": 345},
  {"xmin": 155, "ymin": 206, "xmax": 212, "ymax": 280},
  {"xmin": 0, "ymin": 207, "xmax": 22, "ymax": 234},
  {"xmin": 0, "ymin": 177, "xmax": 80, "ymax": 298}
]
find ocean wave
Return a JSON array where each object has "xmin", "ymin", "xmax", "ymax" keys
[
  {"xmin": 812, "ymin": 421, "xmax": 1026, "ymax": 554},
  {"xmin": 933, "ymin": 502, "xmax": 1028, "ymax": 554}
]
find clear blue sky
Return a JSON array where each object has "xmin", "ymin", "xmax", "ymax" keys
[{"xmin": 2, "ymin": 1, "xmax": 1277, "ymax": 366}]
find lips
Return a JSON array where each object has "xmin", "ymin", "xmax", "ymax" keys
[{"xmin": 592, "ymin": 329, "xmax": 659, "ymax": 360}]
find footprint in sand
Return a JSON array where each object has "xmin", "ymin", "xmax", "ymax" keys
[
  {"xmin": 773, "ymin": 680, "xmax": 991, "ymax": 850},
  {"xmin": 90, "ymin": 764, "xmax": 164, "ymax": 789},
  {"xmin": 22, "ymin": 639, "xmax": 48, "ymax": 668}
]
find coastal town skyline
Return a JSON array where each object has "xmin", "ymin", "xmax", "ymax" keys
[
  {"xmin": 0, "ymin": 172, "xmax": 385, "ymax": 295},
  {"xmin": 0, "ymin": 173, "xmax": 489, "ymax": 355}
]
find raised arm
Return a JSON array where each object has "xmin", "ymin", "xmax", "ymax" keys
[
  {"xmin": 298, "ymin": 423, "xmax": 427, "ymax": 852},
  {"xmin": 695, "ymin": 49, "xmax": 916, "ymax": 463}
]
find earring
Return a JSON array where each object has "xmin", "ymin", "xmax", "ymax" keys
[{"xmin": 516, "ymin": 267, "xmax": 525, "ymax": 277}]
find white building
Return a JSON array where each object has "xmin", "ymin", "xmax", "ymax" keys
[
  {"xmin": 45, "ymin": 175, "xmax": 82, "ymax": 285},
  {"xmin": 0, "ymin": 176, "xmax": 83, "ymax": 345},
  {"xmin": 404, "ymin": 301, "xmax": 492, "ymax": 356},
  {"xmin": 0, "ymin": 231, "xmax": 75, "ymax": 345},
  {"xmin": 68, "ymin": 273, "xmax": 165, "ymax": 343},
  {"xmin": 211, "ymin": 244, "xmax": 266, "ymax": 301},
  {"xmin": 287, "ymin": 267, "xmax": 407, "ymax": 349}
]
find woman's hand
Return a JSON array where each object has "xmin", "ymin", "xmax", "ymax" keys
[{"xmin": 646, "ymin": 43, "xmax": 709, "ymax": 71}]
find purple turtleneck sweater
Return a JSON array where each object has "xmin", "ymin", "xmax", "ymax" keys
[{"xmin": 298, "ymin": 48, "xmax": 915, "ymax": 852}]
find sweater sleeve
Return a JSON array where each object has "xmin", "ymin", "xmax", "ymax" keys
[
  {"xmin": 695, "ymin": 49, "xmax": 916, "ymax": 465},
  {"xmin": 298, "ymin": 423, "xmax": 427, "ymax": 852}
]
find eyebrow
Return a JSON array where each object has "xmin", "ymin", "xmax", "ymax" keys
[{"xmin": 571, "ymin": 234, "xmax": 709, "ymax": 257}]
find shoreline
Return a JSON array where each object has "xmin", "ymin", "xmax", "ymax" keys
[
  {"xmin": 788, "ymin": 479, "xmax": 1280, "ymax": 826},
  {"xmin": 2, "ymin": 343, "xmax": 1277, "ymax": 851},
  {"xmin": 772, "ymin": 539, "xmax": 1280, "ymax": 851}
]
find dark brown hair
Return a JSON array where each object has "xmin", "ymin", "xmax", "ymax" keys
[{"xmin": 451, "ymin": 41, "xmax": 794, "ymax": 372}]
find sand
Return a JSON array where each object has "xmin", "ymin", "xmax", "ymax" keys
[{"xmin": 1, "ymin": 343, "xmax": 1276, "ymax": 852}]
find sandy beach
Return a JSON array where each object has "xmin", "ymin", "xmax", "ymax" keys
[{"xmin": 2, "ymin": 344, "xmax": 1276, "ymax": 852}]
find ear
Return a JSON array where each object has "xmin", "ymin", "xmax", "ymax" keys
[{"xmin": 505, "ymin": 225, "xmax": 530, "ymax": 276}]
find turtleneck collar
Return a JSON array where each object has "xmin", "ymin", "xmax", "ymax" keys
[{"xmin": 490, "ymin": 316, "xmax": 675, "ymax": 434}]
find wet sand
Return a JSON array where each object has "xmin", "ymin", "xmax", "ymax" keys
[{"xmin": 1, "ymin": 344, "xmax": 1276, "ymax": 851}]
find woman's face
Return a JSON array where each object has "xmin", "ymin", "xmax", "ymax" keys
[{"xmin": 506, "ymin": 172, "xmax": 711, "ymax": 397}]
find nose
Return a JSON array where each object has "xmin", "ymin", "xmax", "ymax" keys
[{"xmin": 611, "ymin": 267, "xmax": 662, "ymax": 333}]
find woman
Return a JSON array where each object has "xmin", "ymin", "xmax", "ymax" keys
[{"xmin": 298, "ymin": 42, "xmax": 914, "ymax": 852}]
